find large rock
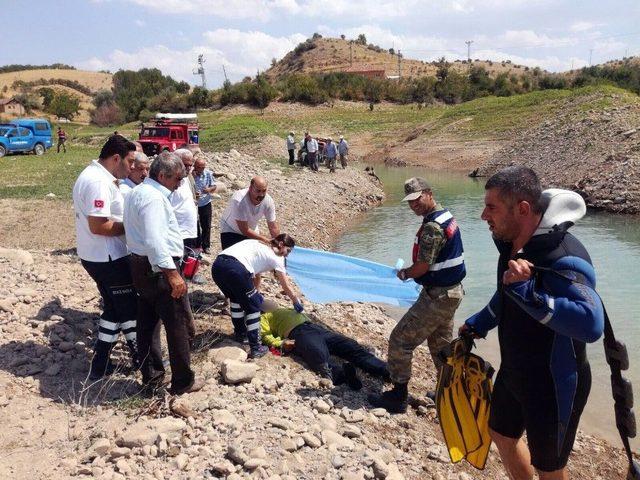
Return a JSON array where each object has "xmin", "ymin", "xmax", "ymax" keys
[
  {"xmin": 321, "ymin": 430, "xmax": 354, "ymax": 450},
  {"xmin": 0, "ymin": 248, "xmax": 33, "ymax": 266},
  {"xmin": 220, "ymin": 359, "xmax": 257, "ymax": 384},
  {"xmin": 208, "ymin": 346, "xmax": 248, "ymax": 364},
  {"xmin": 116, "ymin": 417, "xmax": 187, "ymax": 448}
]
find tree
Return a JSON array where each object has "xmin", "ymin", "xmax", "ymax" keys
[
  {"xmin": 37, "ymin": 87, "xmax": 56, "ymax": 108},
  {"xmin": 93, "ymin": 89, "xmax": 115, "ymax": 108},
  {"xmin": 13, "ymin": 93, "xmax": 40, "ymax": 113},
  {"xmin": 340, "ymin": 34, "xmax": 346, "ymax": 40},
  {"xmin": 48, "ymin": 92, "xmax": 81, "ymax": 120},
  {"xmin": 356, "ymin": 34, "xmax": 367, "ymax": 45},
  {"xmin": 188, "ymin": 86, "xmax": 211, "ymax": 109}
]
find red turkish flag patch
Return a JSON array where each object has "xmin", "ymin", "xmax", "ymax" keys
[{"xmin": 94, "ymin": 200, "xmax": 104, "ymax": 208}]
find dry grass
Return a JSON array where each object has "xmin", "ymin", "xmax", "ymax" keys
[
  {"xmin": 0, "ymin": 69, "xmax": 112, "ymax": 93},
  {"xmin": 267, "ymin": 37, "xmax": 534, "ymax": 79}
]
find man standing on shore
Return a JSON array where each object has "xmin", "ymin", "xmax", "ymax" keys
[
  {"xmin": 193, "ymin": 157, "xmax": 217, "ymax": 254},
  {"xmin": 338, "ymin": 135, "xmax": 349, "ymax": 169},
  {"xmin": 286, "ymin": 131, "xmax": 296, "ymax": 166},
  {"xmin": 369, "ymin": 177, "xmax": 466, "ymax": 413},
  {"xmin": 72, "ymin": 135, "xmax": 138, "ymax": 380},
  {"xmin": 461, "ymin": 166, "xmax": 603, "ymax": 479},
  {"xmin": 124, "ymin": 151, "xmax": 204, "ymax": 395},
  {"xmin": 306, "ymin": 134, "xmax": 319, "ymax": 172}
]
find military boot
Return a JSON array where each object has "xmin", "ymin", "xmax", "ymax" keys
[
  {"xmin": 89, "ymin": 340, "xmax": 116, "ymax": 381},
  {"xmin": 368, "ymin": 382, "xmax": 408, "ymax": 414}
]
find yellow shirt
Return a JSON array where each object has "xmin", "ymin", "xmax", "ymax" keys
[{"xmin": 260, "ymin": 308, "xmax": 306, "ymax": 348}]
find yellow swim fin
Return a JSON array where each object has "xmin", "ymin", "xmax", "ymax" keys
[
  {"xmin": 463, "ymin": 351, "xmax": 494, "ymax": 470},
  {"xmin": 435, "ymin": 338, "xmax": 483, "ymax": 463}
]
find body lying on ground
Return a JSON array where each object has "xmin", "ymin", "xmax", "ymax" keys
[{"xmin": 260, "ymin": 307, "xmax": 390, "ymax": 389}]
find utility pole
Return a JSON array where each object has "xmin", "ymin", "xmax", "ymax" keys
[
  {"xmin": 465, "ymin": 40, "xmax": 473, "ymax": 63},
  {"xmin": 222, "ymin": 65, "xmax": 228, "ymax": 83},
  {"xmin": 397, "ymin": 50, "xmax": 402, "ymax": 78},
  {"xmin": 589, "ymin": 48, "xmax": 594, "ymax": 66},
  {"xmin": 193, "ymin": 54, "xmax": 206, "ymax": 89},
  {"xmin": 349, "ymin": 41, "xmax": 353, "ymax": 67}
]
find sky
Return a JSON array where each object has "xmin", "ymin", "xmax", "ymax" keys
[{"xmin": 2, "ymin": 0, "xmax": 640, "ymax": 88}]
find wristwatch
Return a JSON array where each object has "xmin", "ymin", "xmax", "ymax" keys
[{"xmin": 398, "ymin": 269, "xmax": 407, "ymax": 281}]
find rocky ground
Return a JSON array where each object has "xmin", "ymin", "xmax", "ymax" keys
[
  {"xmin": 477, "ymin": 94, "xmax": 640, "ymax": 214},
  {"xmin": 0, "ymin": 150, "xmax": 631, "ymax": 479}
]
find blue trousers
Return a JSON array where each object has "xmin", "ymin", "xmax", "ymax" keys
[{"xmin": 212, "ymin": 255, "xmax": 263, "ymax": 347}]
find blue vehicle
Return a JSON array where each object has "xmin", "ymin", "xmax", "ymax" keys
[{"xmin": 0, "ymin": 118, "xmax": 53, "ymax": 158}]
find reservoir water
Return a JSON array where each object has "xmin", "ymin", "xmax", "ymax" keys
[{"xmin": 335, "ymin": 166, "xmax": 640, "ymax": 450}]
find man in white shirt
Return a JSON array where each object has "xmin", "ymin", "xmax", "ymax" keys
[
  {"xmin": 219, "ymin": 176, "xmax": 280, "ymax": 249},
  {"xmin": 125, "ymin": 151, "xmax": 203, "ymax": 396},
  {"xmin": 171, "ymin": 149, "xmax": 198, "ymax": 249},
  {"xmin": 72, "ymin": 135, "xmax": 138, "ymax": 380},
  {"xmin": 119, "ymin": 152, "xmax": 149, "ymax": 198},
  {"xmin": 286, "ymin": 131, "xmax": 296, "ymax": 165},
  {"xmin": 306, "ymin": 133, "xmax": 319, "ymax": 171}
]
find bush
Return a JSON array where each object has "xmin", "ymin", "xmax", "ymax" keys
[
  {"xmin": 90, "ymin": 104, "xmax": 123, "ymax": 127},
  {"xmin": 281, "ymin": 74, "xmax": 327, "ymax": 105}
]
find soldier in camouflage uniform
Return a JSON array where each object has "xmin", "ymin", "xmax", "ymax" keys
[{"xmin": 369, "ymin": 177, "xmax": 466, "ymax": 413}]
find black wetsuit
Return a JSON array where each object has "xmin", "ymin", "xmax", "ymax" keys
[{"xmin": 466, "ymin": 228, "xmax": 604, "ymax": 471}]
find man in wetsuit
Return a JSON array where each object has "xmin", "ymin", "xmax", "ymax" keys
[{"xmin": 461, "ymin": 166, "xmax": 604, "ymax": 479}]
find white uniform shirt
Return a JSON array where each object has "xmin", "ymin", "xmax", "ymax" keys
[
  {"xmin": 72, "ymin": 160, "xmax": 127, "ymax": 262},
  {"xmin": 220, "ymin": 239, "xmax": 286, "ymax": 275},
  {"xmin": 170, "ymin": 178, "xmax": 198, "ymax": 239},
  {"xmin": 123, "ymin": 177, "xmax": 183, "ymax": 271},
  {"xmin": 307, "ymin": 138, "xmax": 318, "ymax": 153},
  {"xmin": 219, "ymin": 188, "xmax": 276, "ymax": 235},
  {"xmin": 119, "ymin": 177, "xmax": 137, "ymax": 198}
]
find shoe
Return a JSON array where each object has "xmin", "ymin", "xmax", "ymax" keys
[
  {"xmin": 368, "ymin": 383, "xmax": 408, "ymax": 414},
  {"xmin": 88, "ymin": 361, "xmax": 116, "ymax": 381},
  {"xmin": 344, "ymin": 363, "xmax": 363, "ymax": 391},
  {"xmin": 249, "ymin": 345, "xmax": 269, "ymax": 359},
  {"xmin": 426, "ymin": 390, "xmax": 436, "ymax": 402},
  {"xmin": 171, "ymin": 377, "xmax": 205, "ymax": 395}
]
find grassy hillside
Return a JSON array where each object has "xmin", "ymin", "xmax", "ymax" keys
[
  {"xmin": 266, "ymin": 37, "xmax": 535, "ymax": 80},
  {"xmin": 0, "ymin": 69, "xmax": 112, "ymax": 124}
]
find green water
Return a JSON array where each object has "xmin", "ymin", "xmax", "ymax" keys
[{"xmin": 336, "ymin": 166, "xmax": 640, "ymax": 449}]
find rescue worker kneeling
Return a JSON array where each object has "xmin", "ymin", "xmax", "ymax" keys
[{"xmin": 260, "ymin": 306, "xmax": 390, "ymax": 389}]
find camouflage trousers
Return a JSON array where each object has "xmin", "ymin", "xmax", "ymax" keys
[{"xmin": 388, "ymin": 283, "xmax": 464, "ymax": 384}]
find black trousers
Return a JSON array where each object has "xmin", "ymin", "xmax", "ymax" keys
[
  {"xmin": 197, "ymin": 202, "xmax": 212, "ymax": 250},
  {"xmin": 129, "ymin": 254, "xmax": 194, "ymax": 392},
  {"xmin": 81, "ymin": 256, "xmax": 137, "ymax": 347},
  {"xmin": 288, "ymin": 148, "xmax": 295, "ymax": 165},
  {"xmin": 289, "ymin": 323, "xmax": 388, "ymax": 379}
]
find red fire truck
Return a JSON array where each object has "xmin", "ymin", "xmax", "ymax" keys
[{"xmin": 138, "ymin": 113, "xmax": 199, "ymax": 157}]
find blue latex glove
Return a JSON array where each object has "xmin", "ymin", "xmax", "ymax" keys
[{"xmin": 293, "ymin": 301, "xmax": 304, "ymax": 313}]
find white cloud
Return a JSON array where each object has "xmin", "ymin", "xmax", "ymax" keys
[
  {"xmin": 76, "ymin": 29, "xmax": 307, "ymax": 87},
  {"xmin": 570, "ymin": 21, "xmax": 602, "ymax": 32},
  {"xmin": 497, "ymin": 30, "xmax": 578, "ymax": 49}
]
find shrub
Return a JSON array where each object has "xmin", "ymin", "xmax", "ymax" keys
[{"xmin": 90, "ymin": 104, "xmax": 123, "ymax": 127}]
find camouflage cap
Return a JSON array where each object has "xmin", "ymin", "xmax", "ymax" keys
[{"xmin": 402, "ymin": 177, "xmax": 431, "ymax": 201}]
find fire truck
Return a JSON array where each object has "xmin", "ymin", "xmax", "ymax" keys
[{"xmin": 138, "ymin": 113, "xmax": 199, "ymax": 157}]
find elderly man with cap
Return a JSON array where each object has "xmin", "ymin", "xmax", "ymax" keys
[
  {"xmin": 286, "ymin": 131, "xmax": 296, "ymax": 166},
  {"xmin": 369, "ymin": 177, "xmax": 466, "ymax": 413},
  {"xmin": 124, "ymin": 151, "xmax": 204, "ymax": 395},
  {"xmin": 119, "ymin": 152, "xmax": 150, "ymax": 198},
  {"xmin": 324, "ymin": 137, "xmax": 338, "ymax": 173}
]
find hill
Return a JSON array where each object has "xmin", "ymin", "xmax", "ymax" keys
[
  {"xmin": 266, "ymin": 37, "xmax": 535, "ymax": 80},
  {"xmin": 0, "ymin": 69, "xmax": 112, "ymax": 124}
]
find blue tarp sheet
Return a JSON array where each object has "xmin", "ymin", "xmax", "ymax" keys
[{"xmin": 286, "ymin": 247, "xmax": 420, "ymax": 307}]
